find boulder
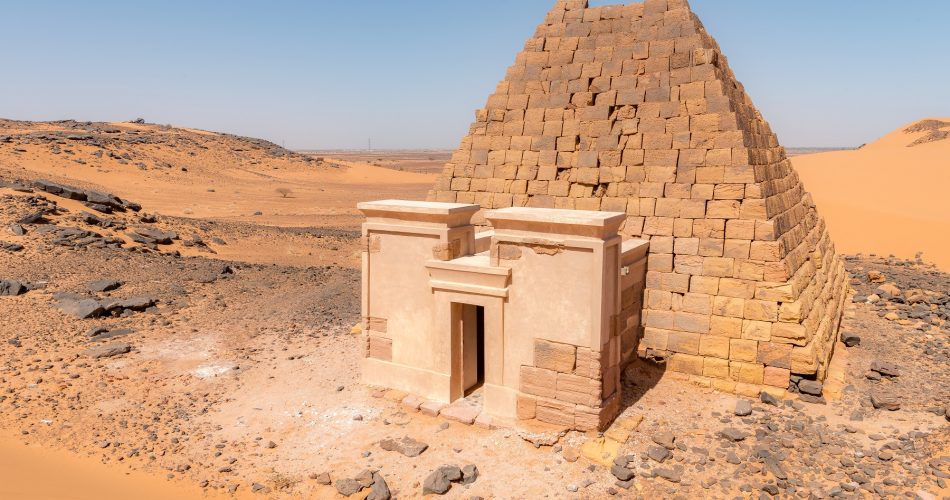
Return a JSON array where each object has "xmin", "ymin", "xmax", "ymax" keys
[
  {"xmin": 422, "ymin": 465, "xmax": 462, "ymax": 495},
  {"xmin": 17, "ymin": 210, "xmax": 46, "ymax": 225}
]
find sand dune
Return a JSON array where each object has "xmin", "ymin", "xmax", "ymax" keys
[{"xmin": 793, "ymin": 118, "xmax": 950, "ymax": 270}]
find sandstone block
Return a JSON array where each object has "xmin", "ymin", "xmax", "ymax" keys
[{"xmin": 535, "ymin": 339, "xmax": 576, "ymax": 372}]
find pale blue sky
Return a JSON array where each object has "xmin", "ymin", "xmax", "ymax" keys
[{"xmin": 1, "ymin": 1, "xmax": 947, "ymax": 149}]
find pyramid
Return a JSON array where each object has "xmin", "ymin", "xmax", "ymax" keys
[{"xmin": 429, "ymin": 0, "xmax": 849, "ymax": 393}]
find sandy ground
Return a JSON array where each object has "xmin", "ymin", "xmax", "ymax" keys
[
  {"xmin": 0, "ymin": 119, "xmax": 948, "ymax": 499},
  {"xmin": 308, "ymin": 151, "xmax": 452, "ymax": 175},
  {"xmin": 794, "ymin": 118, "xmax": 950, "ymax": 271}
]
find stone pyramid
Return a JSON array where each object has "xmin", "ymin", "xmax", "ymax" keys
[{"xmin": 429, "ymin": 0, "xmax": 848, "ymax": 394}]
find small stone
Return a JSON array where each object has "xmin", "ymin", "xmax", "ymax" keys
[
  {"xmin": 841, "ymin": 332, "xmax": 861, "ymax": 347},
  {"xmin": 423, "ymin": 465, "xmax": 461, "ymax": 495},
  {"xmin": 461, "ymin": 464, "xmax": 479, "ymax": 485},
  {"xmin": 80, "ymin": 342, "xmax": 132, "ymax": 359},
  {"xmin": 760, "ymin": 391, "xmax": 779, "ymax": 406},
  {"xmin": 797, "ymin": 380, "xmax": 823, "ymax": 396},
  {"xmin": 647, "ymin": 445, "xmax": 671, "ymax": 463},
  {"xmin": 610, "ymin": 464, "xmax": 635, "ymax": 481},
  {"xmin": 313, "ymin": 472, "xmax": 331, "ymax": 485},
  {"xmin": 735, "ymin": 400, "xmax": 752, "ymax": 416},
  {"xmin": 335, "ymin": 478, "xmax": 363, "ymax": 497},
  {"xmin": 762, "ymin": 483, "xmax": 780, "ymax": 496},
  {"xmin": 870, "ymin": 391, "xmax": 901, "ymax": 411},
  {"xmin": 367, "ymin": 472, "xmax": 391, "ymax": 500},
  {"xmin": 869, "ymin": 360, "xmax": 900, "ymax": 377},
  {"xmin": 719, "ymin": 428, "xmax": 748, "ymax": 442},
  {"xmin": 87, "ymin": 280, "xmax": 122, "ymax": 293},
  {"xmin": 651, "ymin": 431, "xmax": 676, "ymax": 450},
  {"xmin": 379, "ymin": 436, "xmax": 428, "ymax": 457}
]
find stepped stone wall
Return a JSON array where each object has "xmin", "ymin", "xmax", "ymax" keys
[{"xmin": 428, "ymin": 0, "xmax": 848, "ymax": 396}]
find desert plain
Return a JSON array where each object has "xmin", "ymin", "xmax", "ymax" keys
[{"xmin": 0, "ymin": 116, "xmax": 947, "ymax": 499}]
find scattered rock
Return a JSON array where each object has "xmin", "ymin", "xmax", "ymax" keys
[
  {"xmin": 719, "ymin": 428, "xmax": 748, "ymax": 442},
  {"xmin": 840, "ymin": 331, "xmax": 861, "ymax": 347},
  {"xmin": 735, "ymin": 400, "xmax": 752, "ymax": 416},
  {"xmin": 423, "ymin": 465, "xmax": 463, "ymax": 495},
  {"xmin": 335, "ymin": 478, "xmax": 363, "ymax": 497},
  {"xmin": 460, "ymin": 464, "xmax": 479, "ymax": 485},
  {"xmin": 798, "ymin": 380, "xmax": 823, "ymax": 396},
  {"xmin": 0, "ymin": 280, "xmax": 27, "ymax": 297},
  {"xmin": 87, "ymin": 280, "xmax": 123, "ymax": 293},
  {"xmin": 55, "ymin": 298, "xmax": 105, "ymax": 319},
  {"xmin": 870, "ymin": 391, "xmax": 901, "ymax": 411},
  {"xmin": 651, "ymin": 431, "xmax": 676, "ymax": 450},
  {"xmin": 81, "ymin": 342, "xmax": 132, "ymax": 359},
  {"xmin": 870, "ymin": 360, "xmax": 900, "ymax": 377},
  {"xmin": 760, "ymin": 391, "xmax": 779, "ymax": 406},
  {"xmin": 610, "ymin": 463, "xmax": 635, "ymax": 481},
  {"xmin": 367, "ymin": 472, "xmax": 391, "ymax": 500},
  {"xmin": 313, "ymin": 472, "xmax": 331, "ymax": 485},
  {"xmin": 647, "ymin": 445, "xmax": 671, "ymax": 463},
  {"xmin": 379, "ymin": 436, "xmax": 428, "ymax": 457}
]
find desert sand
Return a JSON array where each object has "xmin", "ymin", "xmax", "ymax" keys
[
  {"xmin": 793, "ymin": 118, "xmax": 950, "ymax": 270},
  {"xmin": 1, "ymin": 118, "xmax": 948, "ymax": 498}
]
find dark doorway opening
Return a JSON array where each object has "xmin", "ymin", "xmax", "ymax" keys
[{"xmin": 460, "ymin": 303, "xmax": 485, "ymax": 396}]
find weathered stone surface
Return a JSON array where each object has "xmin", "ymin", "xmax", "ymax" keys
[
  {"xmin": 440, "ymin": 404, "xmax": 479, "ymax": 425},
  {"xmin": 422, "ymin": 465, "xmax": 462, "ymax": 495},
  {"xmin": 735, "ymin": 400, "xmax": 752, "ymax": 416},
  {"xmin": 841, "ymin": 332, "xmax": 861, "ymax": 347},
  {"xmin": 460, "ymin": 464, "xmax": 479, "ymax": 485},
  {"xmin": 81, "ymin": 342, "xmax": 132, "ymax": 359},
  {"xmin": 367, "ymin": 472, "xmax": 390, "ymax": 500},
  {"xmin": 87, "ymin": 280, "xmax": 123, "ymax": 293},
  {"xmin": 797, "ymin": 380, "xmax": 823, "ymax": 396},
  {"xmin": 335, "ymin": 478, "xmax": 362, "ymax": 497},
  {"xmin": 719, "ymin": 428, "xmax": 748, "ymax": 442},
  {"xmin": 870, "ymin": 391, "xmax": 901, "ymax": 411},
  {"xmin": 870, "ymin": 360, "xmax": 900, "ymax": 377},
  {"xmin": 379, "ymin": 436, "xmax": 428, "ymax": 457},
  {"xmin": 0, "ymin": 280, "xmax": 27, "ymax": 297},
  {"xmin": 55, "ymin": 298, "xmax": 105, "ymax": 319}
]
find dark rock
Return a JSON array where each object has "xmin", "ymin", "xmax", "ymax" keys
[
  {"xmin": 8, "ymin": 224, "xmax": 25, "ymax": 236},
  {"xmin": 87, "ymin": 280, "xmax": 122, "ymax": 293},
  {"xmin": 460, "ymin": 464, "xmax": 479, "ymax": 485},
  {"xmin": 869, "ymin": 360, "xmax": 900, "ymax": 377},
  {"xmin": 85, "ymin": 191, "xmax": 124, "ymax": 209},
  {"xmin": 89, "ymin": 328, "xmax": 135, "ymax": 342},
  {"xmin": 798, "ymin": 379, "xmax": 823, "ymax": 396},
  {"xmin": 735, "ymin": 400, "xmax": 752, "ymax": 416},
  {"xmin": 841, "ymin": 332, "xmax": 861, "ymax": 347},
  {"xmin": 719, "ymin": 428, "xmax": 748, "ymax": 442},
  {"xmin": 0, "ymin": 242, "xmax": 24, "ymax": 252},
  {"xmin": 367, "ymin": 472, "xmax": 390, "ymax": 500},
  {"xmin": 647, "ymin": 445, "xmax": 672, "ymax": 463},
  {"xmin": 313, "ymin": 472, "xmax": 331, "ymax": 485},
  {"xmin": 379, "ymin": 436, "xmax": 428, "ymax": 457},
  {"xmin": 423, "ymin": 465, "xmax": 462, "ymax": 495},
  {"xmin": 33, "ymin": 179, "xmax": 63, "ymax": 194},
  {"xmin": 870, "ymin": 391, "xmax": 901, "ymax": 411},
  {"xmin": 119, "ymin": 296, "xmax": 157, "ymax": 311},
  {"xmin": 654, "ymin": 467, "xmax": 682, "ymax": 483},
  {"xmin": 760, "ymin": 391, "xmax": 779, "ymax": 406},
  {"xmin": 335, "ymin": 478, "xmax": 362, "ymax": 497},
  {"xmin": 17, "ymin": 210, "xmax": 46, "ymax": 225},
  {"xmin": 55, "ymin": 298, "xmax": 105, "ymax": 319},
  {"xmin": 85, "ymin": 203, "xmax": 113, "ymax": 214},
  {"xmin": 610, "ymin": 464, "xmax": 635, "ymax": 481},
  {"xmin": 0, "ymin": 280, "xmax": 27, "ymax": 296},
  {"xmin": 762, "ymin": 483, "xmax": 780, "ymax": 496},
  {"xmin": 81, "ymin": 342, "xmax": 132, "ymax": 359}
]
